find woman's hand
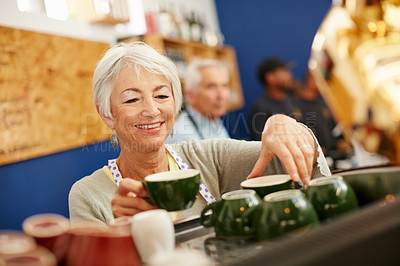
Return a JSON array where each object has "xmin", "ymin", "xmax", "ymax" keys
[
  {"xmin": 247, "ymin": 114, "xmax": 316, "ymax": 185},
  {"xmin": 111, "ymin": 178, "xmax": 157, "ymax": 218}
]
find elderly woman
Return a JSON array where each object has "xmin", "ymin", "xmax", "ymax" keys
[{"xmin": 68, "ymin": 42, "xmax": 330, "ymax": 224}]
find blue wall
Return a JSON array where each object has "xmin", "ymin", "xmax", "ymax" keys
[
  {"xmin": 0, "ymin": 1, "xmax": 332, "ymax": 231},
  {"xmin": 0, "ymin": 142, "xmax": 119, "ymax": 230},
  {"xmin": 216, "ymin": 0, "xmax": 332, "ymax": 139}
]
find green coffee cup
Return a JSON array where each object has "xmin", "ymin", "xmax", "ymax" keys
[
  {"xmin": 200, "ymin": 190, "xmax": 261, "ymax": 238},
  {"xmin": 304, "ymin": 175, "xmax": 359, "ymax": 221},
  {"xmin": 240, "ymin": 174, "xmax": 294, "ymax": 199},
  {"xmin": 142, "ymin": 169, "xmax": 200, "ymax": 211},
  {"xmin": 257, "ymin": 189, "xmax": 319, "ymax": 240}
]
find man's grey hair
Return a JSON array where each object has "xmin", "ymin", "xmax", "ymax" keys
[
  {"xmin": 183, "ymin": 58, "xmax": 229, "ymax": 92},
  {"xmin": 93, "ymin": 41, "xmax": 183, "ymax": 118}
]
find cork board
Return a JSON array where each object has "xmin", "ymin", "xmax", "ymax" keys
[{"xmin": 0, "ymin": 26, "xmax": 111, "ymax": 165}]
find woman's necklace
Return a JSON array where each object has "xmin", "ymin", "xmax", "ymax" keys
[{"xmin": 108, "ymin": 144, "xmax": 215, "ymax": 204}]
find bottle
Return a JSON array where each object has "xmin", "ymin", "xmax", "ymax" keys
[
  {"xmin": 177, "ymin": 6, "xmax": 190, "ymax": 41},
  {"xmin": 167, "ymin": 3, "xmax": 180, "ymax": 38},
  {"xmin": 189, "ymin": 11, "xmax": 201, "ymax": 42},
  {"xmin": 157, "ymin": 0, "xmax": 172, "ymax": 37}
]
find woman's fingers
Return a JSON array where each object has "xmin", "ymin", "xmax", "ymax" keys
[
  {"xmin": 254, "ymin": 114, "xmax": 317, "ymax": 185},
  {"xmin": 247, "ymin": 153, "xmax": 274, "ymax": 179},
  {"xmin": 112, "ymin": 178, "xmax": 156, "ymax": 218},
  {"xmin": 281, "ymin": 134, "xmax": 315, "ymax": 184},
  {"xmin": 117, "ymin": 178, "xmax": 148, "ymax": 198},
  {"xmin": 301, "ymin": 143, "xmax": 315, "ymax": 179},
  {"xmin": 298, "ymin": 129, "xmax": 317, "ymax": 178},
  {"xmin": 112, "ymin": 196, "xmax": 157, "ymax": 218},
  {"xmin": 286, "ymin": 143, "xmax": 310, "ymax": 184}
]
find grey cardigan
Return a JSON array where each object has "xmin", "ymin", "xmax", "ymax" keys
[{"xmin": 69, "ymin": 138, "xmax": 330, "ymax": 224}]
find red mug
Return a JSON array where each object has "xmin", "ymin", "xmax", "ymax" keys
[
  {"xmin": 0, "ymin": 230, "xmax": 57, "ymax": 266},
  {"xmin": 64, "ymin": 222, "xmax": 142, "ymax": 266},
  {"xmin": 22, "ymin": 213, "xmax": 70, "ymax": 263}
]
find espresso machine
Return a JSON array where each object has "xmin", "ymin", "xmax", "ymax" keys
[
  {"xmin": 227, "ymin": 1, "xmax": 400, "ymax": 264},
  {"xmin": 309, "ymin": 0, "xmax": 400, "ymax": 163}
]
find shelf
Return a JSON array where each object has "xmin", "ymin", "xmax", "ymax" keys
[{"xmin": 67, "ymin": 0, "xmax": 130, "ymax": 25}]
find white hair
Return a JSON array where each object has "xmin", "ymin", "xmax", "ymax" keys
[
  {"xmin": 93, "ymin": 41, "xmax": 183, "ymax": 118},
  {"xmin": 183, "ymin": 58, "xmax": 229, "ymax": 92}
]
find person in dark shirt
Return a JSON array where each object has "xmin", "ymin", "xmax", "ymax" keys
[
  {"xmin": 296, "ymin": 70, "xmax": 338, "ymax": 154},
  {"xmin": 248, "ymin": 56, "xmax": 299, "ymax": 140},
  {"xmin": 296, "ymin": 70, "xmax": 353, "ymax": 168}
]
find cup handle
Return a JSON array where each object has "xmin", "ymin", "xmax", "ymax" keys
[
  {"xmin": 140, "ymin": 181, "xmax": 155, "ymax": 205},
  {"xmin": 200, "ymin": 201, "xmax": 218, "ymax": 227}
]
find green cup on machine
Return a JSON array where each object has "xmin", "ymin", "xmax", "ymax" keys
[
  {"xmin": 303, "ymin": 175, "xmax": 359, "ymax": 221},
  {"xmin": 257, "ymin": 189, "xmax": 319, "ymax": 240},
  {"xmin": 142, "ymin": 169, "xmax": 200, "ymax": 211},
  {"xmin": 200, "ymin": 190, "xmax": 261, "ymax": 238},
  {"xmin": 240, "ymin": 174, "xmax": 294, "ymax": 199}
]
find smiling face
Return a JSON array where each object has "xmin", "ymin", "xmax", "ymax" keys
[
  {"xmin": 186, "ymin": 65, "xmax": 230, "ymax": 120},
  {"xmin": 102, "ymin": 65, "xmax": 175, "ymax": 152}
]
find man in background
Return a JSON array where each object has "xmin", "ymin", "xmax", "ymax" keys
[
  {"xmin": 248, "ymin": 56, "xmax": 299, "ymax": 140},
  {"xmin": 297, "ymin": 70, "xmax": 390, "ymax": 170},
  {"xmin": 166, "ymin": 58, "xmax": 230, "ymax": 144},
  {"xmin": 296, "ymin": 70, "xmax": 353, "ymax": 163}
]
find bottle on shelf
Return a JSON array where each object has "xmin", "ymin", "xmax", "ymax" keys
[
  {"xmin": 177, "ymin": 6, "xmax": 190, "ymax": 41},
  {"xmin": 166, "ymin": 3, "xmax": 180, "ymax": 38},
  {"xmin": 156, "ymin": 0, "xmax": 172, "ymax": 37},
  {"xmin": 189, "ymin": 11, "xmax": 202, "ymax": 42},
  {"xmin": 144, "ymin": 7, "xmax": 159, "ymax": 34}
]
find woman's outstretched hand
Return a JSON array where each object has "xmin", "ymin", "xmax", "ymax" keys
[{"xmin": 247, "ymin": 114, "xmax": 315, "ymax": 185}]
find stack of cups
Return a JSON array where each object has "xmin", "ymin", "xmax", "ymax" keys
[
  {"xmin": 22, "ymin": 213, "xmax": 70, "ymax": 263},
  {"xmin": 237, "ymin": 174, "xmax": 359, "ymax": 240},
  {"xmin": 199, "ymin": 174, "xmax": 360, "ymax": 241},
  {"xmin": 0, "ymin": 230, "xmax": 57, "ymax": 266}
]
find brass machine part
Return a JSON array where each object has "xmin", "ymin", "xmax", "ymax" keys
[{"xmin": 308, "ymin": 0, "xmax": 400, "ymax": 162}]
